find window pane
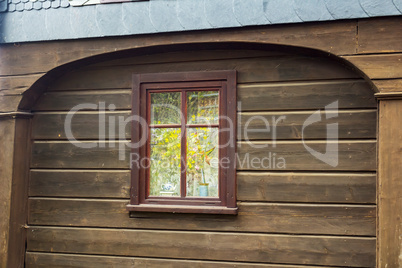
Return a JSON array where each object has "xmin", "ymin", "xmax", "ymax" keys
[
  {"xmin": 151, "ymin": 92, "xmax": 181, "ymax": 125},
  {"xmin": 187, "ymin": 91, "xmax": 219, "ymax": 125},
  {"xmin": 149, "ymin": 128, "xmax": 181, "ymax": 197},
  {"xmin": 186, "ymin": 128, "xmax": 219, "ymax": 197}
]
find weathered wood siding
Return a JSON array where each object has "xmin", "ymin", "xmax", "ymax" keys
[{"xmin": 27, "ymin": 49, "xmax": 377, "ymax": 267}]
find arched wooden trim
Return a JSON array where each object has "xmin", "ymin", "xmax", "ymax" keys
[{"xmin": 19, "ymin": 41, "xmax": 378, "ymax": 112}]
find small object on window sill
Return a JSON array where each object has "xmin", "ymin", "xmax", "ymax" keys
[{"xmin": 199, "ymin": 183, "xmax": 209, "ymax": 197}]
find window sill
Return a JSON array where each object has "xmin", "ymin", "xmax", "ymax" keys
[{"xmin": 126, "ymin": 204, "xmax": 238, "ymax": 215}]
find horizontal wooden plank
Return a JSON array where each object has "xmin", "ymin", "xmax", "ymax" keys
[
  {"xmin": 30, "ymin": 142, "xmax": 131, "ymax": 169},
  {"xmin": 28, "ymin": 170, "xmax": 376, "ymax": 204},
  {"xmin": 24, "ymin": 252, "xmax": 339, "ymax": 268},
  {"xmin": 0, "ymin": 73, "xmax": 44, "ymax": 95},
  {"xmin": 238, "ymin": 110, "xmax": 376, "ymax": 140},
  {"xmin": 29, "ymin": 170, "xmax": 130, "ymax": 198},
  {"xmin": 238, "ymin": 80, "xmax": 376, "ymax": 111},
  {"xmin": 343, "ymin": 54, "xmax": 402, "ymax": 79},
  {"xmin": 28, "ymin": 199, "xmax": 376, "ymax": 236},
  {"xmin": 0, "ymin": 94, "xmax": 23, "ymax": 113},
  {"xmin": 32, "ymin": 112, "xmax": 131, "ymax": 140},
  {"xmin": 31, "ymin": 141, "xmax": 376, "ymax": 170},
  {"xmin": 32, "ymin": 109, "xmax": 376, "ymax": 141},
  {"xmin": 238, "ymin": 172, "xmax": 376, "ymax": 203},
  {"xmin": 50, "ymin": 56, "xmax": 359, "ymax": 91},
  {"xmin": 26, "ymin": 226, "xmax": 376, "ymax": 267},
  {"xmin": 358, "ymin": 17, "xmax": 402, "ymax": 54},
  {"xmin": 34, "ymin": 80, "xmax": 377, "ymax": 112},
  {"xmin": 32, "ymin": 90, "xmax": 132, "ymax": 111},
  {"xmin": 372, "ymin": 78, "xmax": 402, "ymax": 93},
  {"xmin": 237, "ymin": 141, "xmax": 376, "ymax": 171},
  {"xmin": 91, "ymin": 49, "xmax": 285, "ymax": 68}
]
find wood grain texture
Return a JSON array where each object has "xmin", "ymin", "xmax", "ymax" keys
[
  {"xmin": 91, "ymin": 50, "xmax": 285, "ymax": 68},
  {"xmin": 0, "ymin": 95, "xmax": 23, "ymax": 113},
  {"xmin": 238, "ymin": 172, "xmax": 376, "ymax": 203},
  {"xmin": 25, "ymin": 252, "xmax": 336, "ymax": 268},
  {"xmin": 32, "ymin": 112, "xmax": 131, "ymax": 140},
  {"xmin": 343, "ymin": 54, "xmax": 402, "ymax": 79},
  {"xmin": 237, "ymin": 141, "xmax": 376, "ymax": 171},
  {"xmin": 29, "ymin": 170, "xmax": 130, "ymax": 198},
  {"xmin": 0, "ymin": 119, "xmax": 16, "ymax": 268},
  {"xmin": 7, "ymin": 118, "xmax": 32, "ymax": 268},
  {"xmin": 358, "ymin": 17, "xmax": 402, "ymax": 54},
  {"xmin": 372, "ymin": 79, "xmax": 402, "ymax": 93},
  {"xmin": 30, "ymin": 142, "xmax": 130, "ymax": 169},
  {"xmin": 378, "ymin": 100, "xmax": 402, "ymax": 268},
  {"xmin": 30, "ymin": 141, "xmax": 376, "ymax": 170},
  {"xmin": 50, "ymin": 56, "xmax": 359, "ymax": 91},
  {"xmin": 238, "ymin": 110, "xmax": 376, "ymax": 140},
  {"xmin": 28, "ymin": 198, "xmax": 376, "ymax": 236},
  {"xmin": 26, "ymin": 226, "xmax": 376, "ymax": 267},
  {"xmin": 0, "ymin": 20, "xmax": 357, "ymax": 76},
  {"xmin": 0, "ymin": 73, "xmax": 44, "ymax": 95},
  {"xmin": 29, "ymin": 170, "xmax": 376, "ymax": 204},
  {"xmin": 32, "ymin": 90, "xmax": 132, "ymax": 111},
  {"xmin": 237, "ymin": 80, "xmax": 376, "ymax": 111},
  {"xmin": 32, "ymin": 109, "xmax": 376, "ymax": 141}
]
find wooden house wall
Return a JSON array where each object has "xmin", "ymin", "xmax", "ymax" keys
[{"xmin": 26, "ymin": 49, "xmax": 377, "ymax": 267}]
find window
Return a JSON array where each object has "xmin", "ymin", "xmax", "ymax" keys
[{"xmin": 127, "ymin": 71, "xmax": 237, "ymax": 214}]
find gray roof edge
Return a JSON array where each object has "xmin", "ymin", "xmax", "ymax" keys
[{"xmin": 0, "ymin": 0, "xmax": 401, "ymax": 44}]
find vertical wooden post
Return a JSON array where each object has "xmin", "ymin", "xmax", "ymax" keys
[
  {"xmin": 377, "ymin": 93, "xmax": 402, "ymax": 268},
  {"xmin": 0, "ymin": 114, "xmax": 32, "ymax": 268},
  {"xmin": 0, "ymin": 118, "xmax": 17, "ymax": 268}
]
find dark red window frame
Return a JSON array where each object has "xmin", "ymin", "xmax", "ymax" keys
[{"xmin": 127, "ymin": 70, "xmax": 237, "ymax": 214}]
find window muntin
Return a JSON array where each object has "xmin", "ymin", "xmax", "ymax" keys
[
  {"xmin": 128, "ymin": 71, "xmax": 237, "ymax": 214},
  {"xmin": 147, "ymin": 89, "xmax": 220, "ymax": 199}
]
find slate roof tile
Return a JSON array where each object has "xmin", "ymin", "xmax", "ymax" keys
[
  {"xmin": 70, "ymin": 5, "xmax": 101, "ymax": 37},
  {"xmin": 4, "ymin": 0, "xmax": 69, "ymax": 12},
  {"xmin": 204, "ymin": 0, "xmax": 241, "ymax": 28},
  {"xmin": 122, "ymin": 1, "xmax": 156, "ymax": 33},
  {"xmin": 8, "ymin": 2, "xmax": 15, "ymax": 10},
  {"xmin": 263, "ymin": 0, "xmax": 302, "ymax": 24},
  {"xmin": 360, "ymin": 0, "xmax": 401, "ymax": 16},
  {"xmin": 394, "ymin": 0, "xmax": 402, "ymax": 12},
  {"xmin": 96, "ymin": 4, "xmax": 128, "ymax": 35},
  {"xmin": 0, "ymin": 0, "xmax": 401, "ymax": 43},
  {"xmin": 15, "ymin": 2, "xmax": 24, "ymax": 10},
  {"xmin": 176, "ymin": 0, "xmax": 209, "ymax": 30},
  {"xmin": 149, "ymin": 0, "xmax": 183, "ymax": 32},
  {"xmin": 51, "ymin": 0, "xmax": 60, "ymax": 8},
  {"xmin": 60, "ymin": 0, "xmax": 68, "ymax": 8},
  {"xmin": 33, "ymin": 1, "xmax": 42, "ymax": 9},
  {"xmin": 325, "ymin": 0, "xmax": 368, "ymax": 19},
  {"xmin": 293, "ymin": 0, "xmax": 334, "ymax": 21},
  {"xmin": 42, "ymin": 1, "xmax": 50, "ymax": 8},
  {"xmin": 233, "ymin": 0, "xmax": 268, "ymax": 25},
  {"xmin": 24, "ymin": 1, "xmax": 33, "ymax": 10}
]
